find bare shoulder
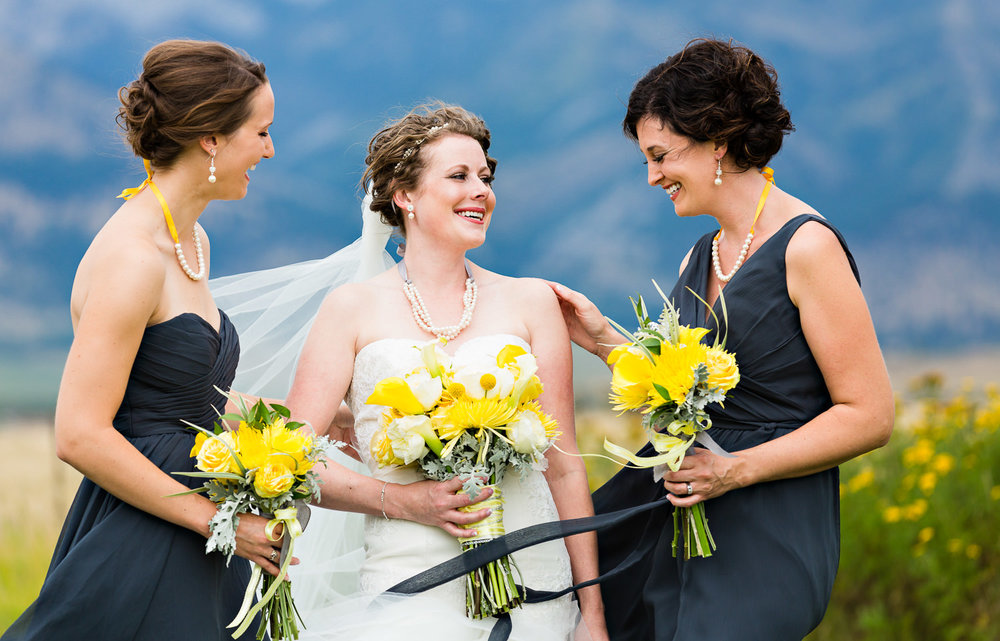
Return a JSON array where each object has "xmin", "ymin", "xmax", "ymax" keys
[
  {"xmin": 785, "ymin": 218, "xmax": 846, "ymax": 269},
  {"xmin": 494, "ymin": 274, "xmax": 559, "ymax": 309}
]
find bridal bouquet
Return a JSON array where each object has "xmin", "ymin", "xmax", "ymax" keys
[
  {"xmin": 173, "ymin": 390, "xmax": 338, "ymax": 640},
  {"xmin": 604, "ymin": 285, "xmax": 740, "ymax": 559},
  {"xmin": 367, "ymin": 339, "xmax": 558, "ymax": 619}
]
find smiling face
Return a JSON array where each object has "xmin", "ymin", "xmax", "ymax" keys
[
  {"xmin": 636, "ymin": 116, "xmax": 721, "ymax": 217},
  {"xmin": 401, "ymin": 133, "xmax": 496, "ymax": 249},
  {"xmin": 213, "ymin": 82, "xmax": 275, "ymax": 200}
]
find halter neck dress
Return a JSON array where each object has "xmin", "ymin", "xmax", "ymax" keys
[
  {"xmin": 3, "ymin": 311, "xmax": 262, "ymax": 641},
  {"xmin": 594, "ymin": 214, "xmax": 859, "ymax": 640}
]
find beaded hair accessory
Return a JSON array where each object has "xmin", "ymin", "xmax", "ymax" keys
[{"xmin": 393, "ymin": 122, "xmax": 450, "ymax": 174}]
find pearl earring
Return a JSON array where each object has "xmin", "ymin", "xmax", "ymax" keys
[
  {"xmin": 407, "ymin": 204, "xmax": 415, "ymax": 220},
  {"xmin": 714, "ymin": 159, "xmax": 722, "ymax": 186},
  {"xmin": 208, "ymin": 150, "xmax": 217, "ymax": 184}
]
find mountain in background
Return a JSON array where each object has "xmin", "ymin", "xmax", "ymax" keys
[{"xmin": 1, "ymin": 0, "xmax": 998, "ymax": 410}]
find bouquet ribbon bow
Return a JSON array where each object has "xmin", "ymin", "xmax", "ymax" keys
[{"xmin": 228, "ymin": 505, "xmax": 306, "ymax": 638}]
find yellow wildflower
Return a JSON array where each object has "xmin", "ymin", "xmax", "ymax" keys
[
  {"xmin": 931, "ymin": 453, "xmax": 954, "ymax": 475},
  {"xmin": 918, "ymin": 472, "xmax": 937, "ymax": 494},
  {"xmin": 990, "ymin": 486, "xmax": 1000, "ymax": 501},
  {"xmin": 847, "ymin": 467, "xmax": 875, "ymax": 493},
  {"xmin": 917, "ymin": 527, "xmax": 934, "ymax": 544},
  {"xmin": 903, "ymin": 439, "xmax": 934, "ymax": 466},
  {"xmin": 904, "ymin": 499, "xmax": 928, "ymax": 520},
  {"xmin": 883, "ymin": 506, "xmax": 902, "ymax": 523},
  {"xmin": 966, "ymin": 544, "xmax": 982, "ymax": 560}
]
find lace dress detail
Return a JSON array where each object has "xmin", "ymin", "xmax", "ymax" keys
[{"xmin": 333, "ymin": 334, "xmax": 576, "ymax": 639}]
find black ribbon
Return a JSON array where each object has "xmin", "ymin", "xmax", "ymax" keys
[{"xmin": 383, "ymin": 496, "xmax": 671, "ymax": 639}]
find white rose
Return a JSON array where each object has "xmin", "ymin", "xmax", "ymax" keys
[
  {"xmin": 386, "ymin": 415, "xmax": 431, "ymax": 464},
  {"xmin": 508, "ymin": 411, "xmax": 549, "ymax": 455},
  {"xmin": 404, "ymin": 369, "xmax": 443, "ymax": 410}
]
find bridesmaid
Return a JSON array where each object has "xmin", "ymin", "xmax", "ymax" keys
[
  {"xmin": 550, "ymin": 38, "xmax": 894, "ymax": 640},
  {"xmin": 4, "ymin": 40, "xmax": 280, "ymax": 640}
]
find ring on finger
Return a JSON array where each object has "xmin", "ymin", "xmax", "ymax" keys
[
  {"xmin": 686, "ymin": 482, "xmax": 693, "ymax": 496},
  {"xmin": 269, "ymin": 549, "xmax": 278, "ymax": 562}
]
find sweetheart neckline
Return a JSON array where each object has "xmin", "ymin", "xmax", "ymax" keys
[
  {"xmin": 146, "ymin": 309, "xmax": 228, "ymax": 337},
  {"xmin": 354, "ymin": 332, "xmax": 530, "ymax": 363}
]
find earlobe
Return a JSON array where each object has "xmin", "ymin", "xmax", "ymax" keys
[{"xmin": 712, "ymin": 140, "xmax": 728, "ymax": 160}]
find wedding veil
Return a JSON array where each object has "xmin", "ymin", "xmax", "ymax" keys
[{"xmin": 210, "ymin": 194, "xmax": 395, "ymax": 614}]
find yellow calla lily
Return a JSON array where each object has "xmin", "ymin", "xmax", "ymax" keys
[{"xmin": 366, "ymin": 377, "xmax": 427, "ymax": 415}]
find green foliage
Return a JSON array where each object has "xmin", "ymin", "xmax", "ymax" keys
[{"xmin": 808, "ymin": 379, "xmax": 1000, "ymax": 640}]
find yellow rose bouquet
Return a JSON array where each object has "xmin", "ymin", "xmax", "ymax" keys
[
  {"xmin": 604, "ymin": 284, "xmax": 740, "ymax": 559},
  {"xmin": 366, "ymin": 339, "xmax": 558, "ymax": 619},
  {"xmin": 173, "ymin": 389, "xmax": 338, "ymax": 640}
]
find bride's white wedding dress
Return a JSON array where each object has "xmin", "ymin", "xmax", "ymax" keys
[{"xmin": 293, "ymin": 334, "xmax": 579, "ymax": 640}]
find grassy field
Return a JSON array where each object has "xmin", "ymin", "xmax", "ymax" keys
[
  {"xmin": 0, "ymin": 420, "xmax": 81, "ymax": 628},
  {"xmin": 2, "ymin": 365, "xmax": 998, "ymax": 637}
]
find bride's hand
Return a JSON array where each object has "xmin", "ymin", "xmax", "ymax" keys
[
  {"xmin": 233, "ymin": 512, "xmax": 300, "ymax": 577},
  {"xmin": 388, "ymin": 477, "xmax": 494, "ymax": 538},
  {"xmin": 545, "ymin": 281, "xmax": 624, "ymax": 361}
]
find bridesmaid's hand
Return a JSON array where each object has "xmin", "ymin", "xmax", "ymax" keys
[
  {"xmin": 544, "ymin": 281, "xmax": 625, "ymax": 362},
  {"xmin": 387, "ymin": 477, "xmax": 493, "ymax": 538},
  {"xmin": 661, "ymin": 448, "xmax": 744, "ymax": 507},
  {"xmin": 233, "ymin": 512, "xmax": 299, "ymax": 577}
]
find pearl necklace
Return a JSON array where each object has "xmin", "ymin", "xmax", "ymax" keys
[
  {"xmin": 117, "ymin": 160, "xmax": 205, "ymax": 281},
  {"xmin": 711, "ymin": 168, "xmax": 775, "ymax": 284},
  {"xmin": 398, "ymin": 260, "xmax": 477, "ymax": 341}
]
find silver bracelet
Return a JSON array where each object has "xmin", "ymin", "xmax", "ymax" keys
[{"xmin": 380, "ymin": 480, "xmax": 390, "ymax": 520}]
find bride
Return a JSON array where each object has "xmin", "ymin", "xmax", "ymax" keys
[{"xmin": 223, "ymin": 103, "xmax": 608, "ymax": 640}]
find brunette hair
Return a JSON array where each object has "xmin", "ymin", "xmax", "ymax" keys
[
  {"xmin": 362, "ymin": 102, "xmax": 497, "ymax": 235},
  {"xmin": 623, "ymin": 38, "xmax": 793, "ymax": 169},
  {"xmin": 117, "ymin": 39, "xmax": 268, "ymax": 168}
]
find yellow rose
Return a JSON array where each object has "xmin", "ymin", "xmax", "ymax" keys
[
  {"xmin": 705, "ymin": 347, "xmax": 740, "ymax": 392},
  {"xmin": 253, "ymin": 462, "xmax": 295, "ymax": 498},
  {"xmin": 190, "ymin": 432, "xmax": 208, "ymax": 458},
  {"xmin": 195, "ymin": 432, "xmax": 239, "ymax": 475}
]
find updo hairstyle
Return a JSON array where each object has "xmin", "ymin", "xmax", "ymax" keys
[
  {"xmin": 623, "ymin": 38, "xmax": 794, "ymax": 170},
  {"xmin": 362, "ymin": 102, "xmax": 497, "ymax": 234},
  {"xmin": 117, "ymin": 39, "xmax": 268, "ymax": 168}
]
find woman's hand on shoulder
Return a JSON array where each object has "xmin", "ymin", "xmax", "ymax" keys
[{"xmin": 543, "ymin": 279, "xmax": 624, "ymax": 362}]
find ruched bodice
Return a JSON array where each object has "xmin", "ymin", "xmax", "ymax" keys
[
  {"xmin": 595, "ymin": 214, "xmax": 856, "ymax": 641},
  {"xmin": 3, "ymin": 310, "xmax": 259, "ymax": 641},
  {"xmin": 114, "ymin": 312, "xmax": 239, "ymax": 439}
]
